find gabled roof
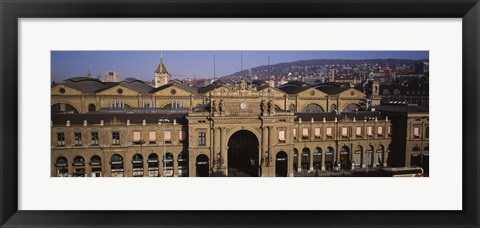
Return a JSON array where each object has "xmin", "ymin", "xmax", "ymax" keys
[
  {"xmin": 62, "ymin": 77, "xmax": 110, "ymax": 93},
  {"xmin": 119, "ymin": 78, "xmax": 153, "ymax": 93},
  {"xmin": 150, "ymin": 83, "xmax": 198, "ymax": 94},
  {"xmin": 198, "ymin": 83, "xmax": 226, "ymax": 94}
]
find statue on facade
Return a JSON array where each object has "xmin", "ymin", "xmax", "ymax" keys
[
  {"xmin": 267, "ymin": 100, "xmax": 274, "ymax": 114},
  {"xmin": 240, "ymin": 78, "xmax": 247, "ymax": 91},
  {"xmin": 211, "ymin": 100, "xmax": 217, "ymax": 113},
  {"xmin": 219, "ymin": 100, "xmax": 225, "ymax": 112},
  {"xmin": 260, "ymin": 99, "xmax": 265, "ymax": 113}
]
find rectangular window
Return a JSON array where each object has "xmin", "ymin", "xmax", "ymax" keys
[
  {"xmin": 164, "ymin": 130, "xmax": 172, "ymax": 144},
  {"xmin": 149, "ymin": 131, "xmax": 156, "ymax": 144},
  {"xmin": 74, "ymin": 132, "xmax": 82, "ymax": 146},
  {"xmin": 57, "ymin": 132, "xmax": 65, "ymax": 146},
  {"xmin": 91, "ymin": 132, "xmax": 99, "ymax": 146},
  {"xmin": 341, "ymin": 127, "xmax": 348, "ymax": 138},
  {"xmin": 314, "ymin": 128, "xmax": 321, "ymax": 139},
  {"xmin": 388, "ymin": 126, "xmax": 392, "ymax": 136},
  {"xmin": 413, "ymin": 126, "xmax": 420, "ymax": 138},
  {"xmin": 302, "ymin": 128, "xmax": 309, "ymax": 140},
  {"xmin": 278, "ymin": 130, "xmax": 286, "ymax": 143},
  {"xmin": 377, "ymin": 126, "xmax": 383, "ymax": 136},
  {"xmin": 198, "ymin": 132, "xmax": 206, "ymax": 146},
  {"xmin": 178, "ymin": 130, "xmax": 185, "ymax": 142},
  {"xmin": 425, "ymin": 126, "xmax": 429, "ymax": 138},
  {"xmin": 326, "ymin": 127, "xmax": 333, "ymax": 139},
  {"xmin": 112, "ymin": 132, "xmax": 120, "ymax": 145},
  {"xmin": 293, "ymin": 128, "xmax": 297, "ymax": 140},
  {"xmin": 367, "ymin": 126, "xmax": 373, "ymax": 137},
  {"xmin": 356, "ymin": 127, "xmax": 362, "ymax": 137},
  {"xmin": 133, "ymin": 131, "xmax": 141, "ymax": 144}
]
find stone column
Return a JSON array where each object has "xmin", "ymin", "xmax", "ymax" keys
[
  {"xmin": 309, "ymin": 148, "xmax": 314, "ymax": 172},
  {"xmin": 220, "ymin": 127, "xmax": 227, "ymax": 175},
  {"xmin": 321, "ymin": 149, "xmax": 326, "ymax": 171}
]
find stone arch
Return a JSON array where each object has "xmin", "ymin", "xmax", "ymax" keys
[
  {"xmin": 51, "ymin": 101, "xmax": 80, "ymax": 114},
  {"xmin": 300, "ymin": 103, "xmax": 325, "ymax": 113},
  {"xmin": 341, "ymin": 103, "xmax": 361, "ymax": 112},
  {"xmin": 226, "ymin": 127, "xmax": 261, "ymax": 145}
]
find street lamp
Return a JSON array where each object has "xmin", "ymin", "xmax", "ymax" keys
[{"xmin": 158, "ymin": 118, "xmax": 170, "ymax": 177}]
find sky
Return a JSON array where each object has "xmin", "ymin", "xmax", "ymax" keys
[{"xmin": 51, "ymin": 51, "xmax": 429, "ymax": 82}]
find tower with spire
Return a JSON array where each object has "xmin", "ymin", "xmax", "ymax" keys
[{"xmin": 154, "ymin": 53, "xmax": 169, "ymax": 88}]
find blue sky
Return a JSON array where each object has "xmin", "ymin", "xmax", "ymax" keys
[{"xmin": 51, "ymin": 51, "xmax": 428, "ymax": 82}]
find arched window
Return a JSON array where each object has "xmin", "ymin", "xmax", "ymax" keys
[
  {"xmin": 51, "ymin": 103, "xmax": 79, "ymax": 114},
  {"xmin": 325, "ymin": 147, "xmax": 334, "ymax": 171},
  {"xmin": 293, "ymin": 149, "xmax": 299, "ymax": 172},
  {"xmin": 132, "ymin": 154, "xmax": 144, "ymax": 177},
  {"xmin": 301, "ymin": 148, "xmax": 311, "ymax": 171},
  {"xmin": 354, "ymin": 146, "xmax": 362, "ymax": 167},
  {"xmin": 147, "ymin": 153, "xmax": 159, "ymax": 177},
  {"xmin": 90, "ymin": 155, "xmax": 102, "ymax": 177},
  {"xmin": 339, "ymin": 146, "xmax": 351, "ymax": 169},
  {"xmin": 178, "ymin": 151, "xmax": 189, "ymax": 177},
  {"xmin": 196, "ymin": 154, "xmax": 209, "ymax": 177},
  {"xmin": 88, "ymin": 104, "xmax": 96, "ymax": 112},
  {"xmin": 366, "ymin": 145, "xmax": 374, "ymax": 167},
  {"xmin": 110, "ymin": 154, "xmax": 124, "ymax": 177},
  {"xmin": 375, "ymin": 145, "xmax": 385, "ymax": 167},
  {"xmin": 313, "ymin": 147, "xmax": 322, "ymax": 170},
  {"xmin": 301, "ymin": 103, "xmax": 324, "ymax": 113},
  {"xmin": 163, "ymin": 153, "xmax": 174, "ymax": 177},
  {"xmin": 55, "ymin": 157, "xmax": 68, "ymax": 177},
  {"xmin": 73, "ymin": 156, "xmax": 85, "ymax": 177}
]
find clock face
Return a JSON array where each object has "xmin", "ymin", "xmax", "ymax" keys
[{"xmin": 240, "ymin": 103, "xmax": 247, "ymax": 109}]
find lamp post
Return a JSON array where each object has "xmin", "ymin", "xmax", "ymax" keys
[{"xmin": 159, "ymin": 118, "xmax": 170, "ymax": 177}]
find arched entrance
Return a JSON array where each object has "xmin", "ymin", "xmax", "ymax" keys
[
  {"xmin": 55, "ymin": 157, "xmax": 68, "ymax": 177},
  {"xmin": 147, "ymin": 153, "xmax": 159, "ymax": 177},
  {"xmin": 227, "ymin": 130, "xmax": 259, "ymax": 177},
  {"xmin": 90, "ymin": 155, "xmax": 102, "ymax": 177},
  {"xmin": 73, "ymin": 156, "xmax": 86, "ymax": 177},
  {"xmin": 339, "ymin": 146, "xmax": 351, "ymax": 169},
  {"xmin": 275, "ymin": 151, "xmax": 288, "ymax": 177},
  {"xmin": 132, "ymin": 154, "xmax": 144, "ymax": 177},
  {"xmin": 110, "ymin": 154, "xmax": 124, "ymax": 177},
  {"xmin": 196, "ymin": 154, "xmax": 209, "ymax": 177}
]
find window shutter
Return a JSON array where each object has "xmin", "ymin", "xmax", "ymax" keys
[
  {"xmin": 377, "ymin": 127, "xmax": 383, "ymax": 135},
  {"xmin": 164, "ymin": 131, "xmax": 171, "ymax": 141},
  {"xmin": 326, "ymin": 128, "xmax": 332, "ymax": 136},
  {"xmin": 356, "ymin": 127, "xmax": 362, "ymax": 136},
  {"xmin": 278, "ymin": 130, "xmax": 285, "ymax": 141},
  {"xmin": 342, "ymin": 127, "xmax": 348, "ymax": 136},
  {"xmin": 314, "ymin": 128, "xmax": 320, "ymax": 136},
  {"xmin": 367, "ymin": 127, "xmax": 372, "ymax": 135},
  {"xmin": 302, "ymin": 128, "xmax": 309, "ymax": 136},
  {"xmin": 133, "ymin": 131, "xmax": 141, "ymax": 141},
  {"xmin": 293, "ymin": 128, "xmax": 297, "ymax": 136},
  {"xmin": 179, "ymin": 131, "xmax": 185, "ymax": 140},
  {"xmin": 149, "ymin": 131, "xmax": 156, "ymax": 141}
]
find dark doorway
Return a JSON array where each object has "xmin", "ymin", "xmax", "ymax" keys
[
  {"xmin": 196, "ymin": 154, "xmax": 209, "ymax": 177},
  {"xmin": 275, "ymin": 151, "xmax": 288, "ymax": 177},
  {"xmin": 228, "ymin": 130, "xmax": 259, "ymax": 177},
  {"xmin": 340, "ymin": 146, "xmax": 351, "ymax": 169}
]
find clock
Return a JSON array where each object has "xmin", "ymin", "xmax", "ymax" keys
[{"xmin": 240, "ymin": 103, "xmax": 247, "ymax": 109}]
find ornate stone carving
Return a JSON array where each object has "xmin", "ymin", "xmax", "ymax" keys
[
  {"xmin": 211, "ymin": 100, "xmax": 217, "ymax": 113},
  {"xmin": 219, "ymin": 100, "xmax": 225, "ymax": 112}
]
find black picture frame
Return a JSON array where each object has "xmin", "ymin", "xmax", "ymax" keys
[{"xmin": 1, "ymin": 0, "xmax": 479, "ymax": 227}]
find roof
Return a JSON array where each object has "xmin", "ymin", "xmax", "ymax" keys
[
  {"xmin": 197, "ymin": 83, "xmax": 225, "ymax": 94},
  {"xmin": 52, "ymin": 113, "xmax": 187, "ymax": 126},
  {"xmin": 150, "ymin": 83, "xmax": 198, "ymax": 94},
  {"xmin": 62, "ymin": 77, "xmax": 110, "ymax": 93},
  {"xmin": 155, "ymin": 61, "xmax": 169, "ymax": 74},
  {"xmin": 278, "ymin": 84, "xmax": 312, "ymax": 94},
  {"xmin": 314, "ymin": 85, "xmax": 350, "ymax": 95},
  {"xmin": 119, "ymin": 79, "xmax": 153, "ymax": 93}
]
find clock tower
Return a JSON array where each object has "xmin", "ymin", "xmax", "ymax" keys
[{"xmin": 154, "ymin": 53, "xmax": 169, "ymax": 88}]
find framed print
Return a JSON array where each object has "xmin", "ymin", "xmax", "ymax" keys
[{"xmin": 1, "ymin": 0, "xmax": 479, "ymax": 227}]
